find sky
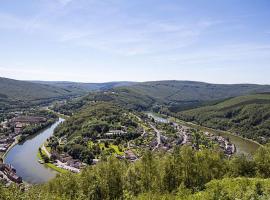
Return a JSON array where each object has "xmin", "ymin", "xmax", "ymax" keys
[{"xmin": 0, "ymin": 0, "xmax": 270, "ymax": 84}]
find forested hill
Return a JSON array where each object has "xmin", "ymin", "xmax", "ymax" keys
[
  {"xmin": 52, "ymin": 81, "xmax": 270, "ymax": 144},
  {"xmin": 178, "ymin": 94, "xmax": 270, "ymax": 143},
  {"xmin": 0, "ymin": 77, "xmax": 77, "ymax": 101},
  {"xmin": 31, "ymin": 81, "xmax": 136, "ymax": 93},
  {"xmin": 3, "ymin": 78, "xmax": 269, "ymax": 105},
  {"xmin": 0, "ymin": 77, "xmax": 84, "ymax": 116},
  {"xmin": 53, "ymin": 80, "xmax": 270, "ymax": 115},
  {"xmin": 89, "ymin": 80, "xmax": 270, "ymax": 112},
  {"xmin": 118, "ymin": 81, "xmax": 270, "ymax": 110},
  {"xmin": 0, "ymin": 77, "xmax": 137, "ymax": 115}
]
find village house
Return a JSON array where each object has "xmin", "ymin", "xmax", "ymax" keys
[
  {"xmin": 10, "ymin": 116, "xmax": 47, "ymax": 126},
  {"xmin": 105, "ymin": 130, "xmax": 127, "ymax": 136},
  {"xmin": 0, "ymin": 147, "xmax": 7, "ymax": 152},
  {"xmin": 58, "ymin": 153, "xmax": 73, "ymax": 163},
  {"xmin": 125, "ymin": 150, "xmax": 137, "ymax": 161},
  {"xmin": 0, "ymin": 137, "xmax": 14, "ymax": 144},
  {"xmin": 67, "ymin": 159, "xmax": 83, "ymax": 169},
  {"xmin": 0, "ymin": 162, "xmax": 22, "ymax": 184},
  {"xmin": 14, "ymin": 122, "xmax": 23, "ymax": 134},
  {"xmin": 92, "ymin": 159, "xmax": 99, "ymax": 165}
]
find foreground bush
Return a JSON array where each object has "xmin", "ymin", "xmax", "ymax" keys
[{"xmin": 2, "ymin": 145, "xmax": 270, "ymax": 199}]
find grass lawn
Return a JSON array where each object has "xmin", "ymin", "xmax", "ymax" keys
[
  {"xmin": 88, "ymin": 141, "xmax": 94, "ymax": 148},
  {"xmin": 97, "ymin": 142, "xmax": 125, "ymax": 156},
  {"xmin": 110, "ymin": 144, "xmax": 124, "ymax": 156},
  {"xmin": 46, "ymin": 163, "xmax": 69, "ymax": 174}
]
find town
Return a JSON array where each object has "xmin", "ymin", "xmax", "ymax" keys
[
  {"xmin": 126, "ymin": 113, "xmax": 236, "ymax": 158},
  {"xmin": 0, "ymin": 107, "xmax": 237, "ymax": 186},
  {"xmin": 41, "ymin": 110, "xmax": 236, "ymax": 175},
  {"xmin": 0, "ymin": 110, "xmax": 57, "ymax": 185}
]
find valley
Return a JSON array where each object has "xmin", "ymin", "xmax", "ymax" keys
[
  {"xmin": 1, "ymin": 1, "xmax": 269, "ymax": 198},
  {"xmin": 0, "ymin": 78, "xmax": 270, "ymax": 199}
]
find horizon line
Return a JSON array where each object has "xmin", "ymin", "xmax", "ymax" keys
[{"xmin": 1, "ymin": 76, "xmax": 270, "ymax": 86}]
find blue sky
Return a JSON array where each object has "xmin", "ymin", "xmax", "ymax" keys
[{"xmin": 0, "ymin": 0, "xmax": 269, "ymax": 84}]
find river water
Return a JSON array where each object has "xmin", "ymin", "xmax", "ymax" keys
[{"xmin": 4, "ymin": 118, "xmax": 64, "ymax": 184}]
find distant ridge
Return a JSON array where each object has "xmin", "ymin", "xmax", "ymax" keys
[
  {"xmin": 1, "ymin": 77, "xmax": 270, "ymax": 112},
  {"xmin": 0, "ymin": 77, "xmax": 135, "ymax": 116},
  {"xmin": 30, "ymin": 80, "xmax": 137, "ymax": 93},
  {"xmin": 0, "ymin": 77, "xmax": 75, "ymax": 101},
  {"xmin": 111, "ymin": 80, "xmax": 270, "ymax": 111}
]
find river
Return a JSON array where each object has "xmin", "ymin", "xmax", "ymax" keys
[
  {"xmin": 147, "ymin": 112, "xmax": 260, "ymax": 155},
  {"xmin": 4, "ymin": 118, "xmax": 64, "ymax": 184}
]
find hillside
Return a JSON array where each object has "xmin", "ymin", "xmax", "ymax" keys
[
  {"xmin": 0, "ymin": 77, "xmax": 79, "ymax": 101},
  {"xmin": 0, "ymin": 77, "xmax": 83, "ymax": 117},
  {"xmin": 0, "ymin": 77, "xmax": 135, "ymax": 116},
  {"xmin": 178, "ymin": 94, "xmax": 270, "ymax": 143},
  {"xmin": 53, "ymin": 80, "xmax": 270, "ymax": 115},
  {"xmin": 116, "ymin": 81, "xmax": 270, "ymax": 111},
  {"xmin": 32, "ymin": 81, "xmax": 136, "ymax": 93},
  {"xmin": 52, "ymin": 81, "xmax": 270, "ymax": 144}
]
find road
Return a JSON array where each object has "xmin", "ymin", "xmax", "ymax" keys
[
  {"xmin": 150, "ymin": 124, "xmax": 161, "ymax": 151},
  {"xmin": 42, "ymin": 145, "xmax": 51, "ymax": 158}
]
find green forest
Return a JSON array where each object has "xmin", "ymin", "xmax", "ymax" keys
[
  {"xmin": 178, "ymin": 94, "xmax": 270, "ymax": 144},
  {"xmin": 2, "ymin": 144, "xmax": 270, "ymax": 199},
  {"xmin": 52, "ymin": 102, "xmax": 141, "ymax": 163}
]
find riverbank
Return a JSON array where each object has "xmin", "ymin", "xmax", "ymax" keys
[
  {"xmin": 35, "ymin": 114, "xmax": 74, "ymax": 174},
  {"xmin": 1, "ymin": 135, "xmax": 20, "ymax": 160},
  {"xmin": 37, "ymin": 146, "xmax": 68, "ymax": 174},
  {"xmin": 4, "ymin": 119, "xmax": 63, "ymax": 184},
  {"xmin": 47, "ymin": 108, "xmax": 70, "ymax": 120},
  {"xmin": 2, "ymin": 118, "xmax": 58, "ymax": 161}
]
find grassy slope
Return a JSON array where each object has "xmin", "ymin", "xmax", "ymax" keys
[{"xmin": 178, "ymin": 94, "xmax": 270, "ymax": 143}]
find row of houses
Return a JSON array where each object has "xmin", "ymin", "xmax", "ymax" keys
[
  {"xmin": 10, "ymin": 116, "xmax": 47, "ymax": 124},
  {"xmin": 0, "ymin": 137, "xmax": 15, "ymax": 152},
  {"xmin": 204, "ymin": 132, "xmax": 236, "ymax": 155},
  {"xmin": 49, "ymin": 152, "xmax": 85, "ymax": 173},
  {"xmin": 0, "ymin": 160, "xmax": 22, "ymax": 184},
  {"xmin": 0, "ymin": 115, "xmax": 49, "ymax": 184},
  {"xmin": 116, "ymin": 150, "xmax": 138, "ymax": 162},
  {"xmin": 148, "ymin": 120, "xmax": 236, "ymax": 156},
  {"xmin": 0, "ymin": 116, "xmax": 48, "ymax": 153},
  {"xmin": 105, "ymin": 130, "xmax": 127, "ymax": 136},
  {"xmin": 215, "ymin": 135, "xmax": 236, "ymax": 155}
]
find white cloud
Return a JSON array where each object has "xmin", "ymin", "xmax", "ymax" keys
[
  {"xmin": 55, "ymin": 19, "xmax": 219, "ymax": 56},
  {"xmin": 0, "ymin": 1, "xmax": 222, "ymax": 56}
]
